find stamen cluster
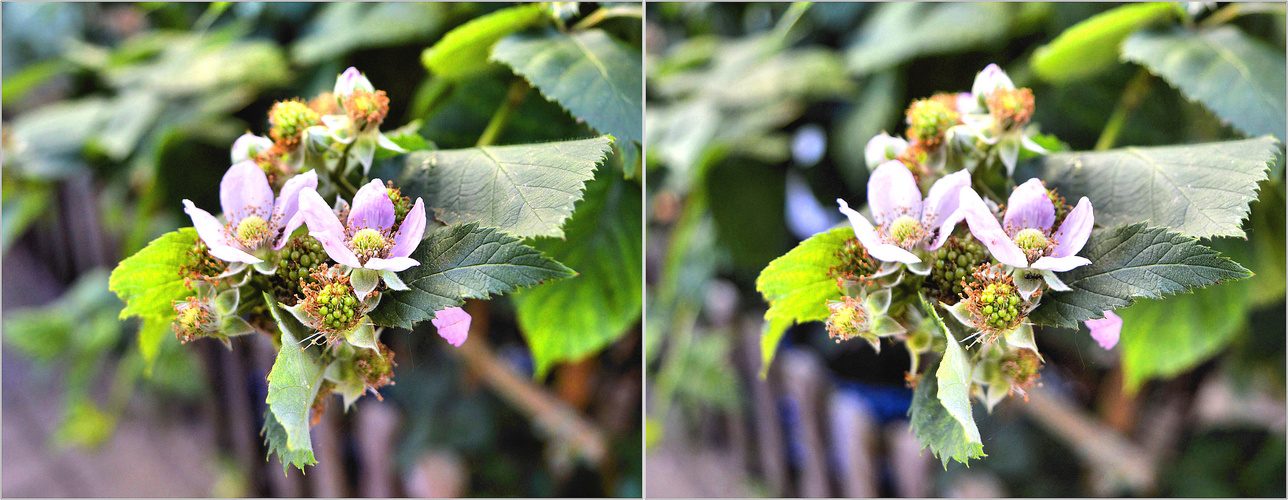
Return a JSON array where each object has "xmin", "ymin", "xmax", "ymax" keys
[
  {"xmin": 825, "ymin": 296, "xmax": 868, "ymax": 343},
  {"xmin": 906, "ymin": 98, "xmax": 960, "ymax": 148},
  {"xmin": 344, "ymin": 90, "xmax": 390, "ymax": 131},
  {"xmin": 299, "ymin": 266, "xmax": 362, "ymax": 340},
  {"xmin": 269, "ymin": 100, "xmax": 321, "ymax": 150},
  {"xmin": 963, "ymin": 264, "xmax": 1024, "ymax": 341},
  {"xmin": 355, "ymin": 343, "xmax": 396, "ymax": 398},
  {"xmin": 173, "ymin": 297, "xmax": 216, "ymax": 343},
  {"xmin": 829, "ymin": 238, "xmax": 879, "ymax": 288}
]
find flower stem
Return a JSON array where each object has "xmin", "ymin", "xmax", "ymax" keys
[
  {"xmin": 330, "ymin": 141, "xmax": 360, "ymax": 197},
  {"xmin": 571, "ymin": 5, "xmax": 642, "ymax": 31},
  {"xmin": 1094, "ymin": 68, "xmax": 1153, "ymax": 151},
  {"xmin": 476, "ymin": 77, "xmax": 530, "ymax": 147}
]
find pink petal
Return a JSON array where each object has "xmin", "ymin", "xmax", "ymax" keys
[
  {"xmin": 1052, "ymin": 197, "xmax": 1094, "ymax": 258},
  {"xmin": 231, "ymin": 133, "xmax": 273, "ymax": 163},
  {"xmin": 298, "ymin": 188, "xmax": 346, "ymax": 236},
  {"xmin": 959, "ymin": 189, "xmax": 1027, "ymax": 268},
  {"xmin": 182, "ymin": 200, "xmax": 262, "ymax": 264},
  {"xmin": 866, "ymin": 161, "xmax": 922, "ymax": 226},
  {"xmin": 334, "ymin": 67, "xmax": 362, "ymax": 96},
  {"xmin": 431, "ymin": 307, "xmax": 471, "ymax": 347},
  {"xmin": 391, "ymin": 198, "xmax": 426, "ymax": 259},
  {"xmin": 1004, "ymin": 178, "xmax": 1056, "ymax": 233},
  {"xmin": 972, "ymin": 63, "xmax": 1014, "ymax": 99},
  {"xmin": 272, "ymin": 171, "xmax": 319, "ymax": 248},
  {"xmin": 363, "ymin": 256, "xmax": 419, "ymax": 272},
  {"xmin": 1085, "ymin": 310, "xmax": 1122, "ymax": 350},
  {"xmin": 220, "ymin": 161, "xmax": 274, "ymax": 222},
  {"xmin": 837, "ymin": 198, "xmax": 921, "ymax": 265},
  {"xmin": 310, "ymin": 229, "xmax": 361, "ymax": 268},
  {"xmin": 864, "ymin": 133, "xmax": 907, "ymax": 168},
  {"xmin": 1031, "ymin": 255, "xmax": 1091, "ymax": 272},
  {"xmin": 922, "ymin": 169, "xmax": 972, "ymax": 229},
  {"xmin": 348, "ymin": 179, "xmax": 395, "ymax": 231}
]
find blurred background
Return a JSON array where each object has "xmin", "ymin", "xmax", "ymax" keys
[
  {"xmin": 644, "ymin": 2, "xmax": 1284, "ymax": 497},
  {"xmin": 2, "ymin": 2, "xmax": 641, "ymax": 497}
]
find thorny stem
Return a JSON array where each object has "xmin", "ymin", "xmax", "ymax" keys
[
  {"xmin": 476, "ymin": 77, "xmax": 530, "ymax": 147},
  {"xmin": 1095, "ymin": 68, "xmax": 1153, "ymax": 151}
]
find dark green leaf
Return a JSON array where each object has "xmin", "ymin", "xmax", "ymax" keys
[
  {"xmin": 263, "ymin": 298, "xmax": 325, "ymax": 474},
  {"xmin": 1017, "ymin": 137, "xmax": 1279, "ymax": 239},
  {"xmin": 755, "ymin": 227, "xmax": 850, "ymax": 373},
  {"xmin": 1123, "ymin": 26, "xmax": 1287, "ymax": 140},
  {"xmin": 405, "ymin": 135, "xmax": 612, "ymax": 238},
  {"xmin": 513, "ymin": 171, "xmax": 642, "ymax": 378},
  {"xmin": 1030, "ymin": 2, "xmax": 1178, "ymax": 83},
  {"xmin": 421, "ymin": 4, "xmax": 547, "ymax": 81},
  {"xmin": 492, "ymin": 28, "xmax": 643, "ymax": 176},
  {"xmin": 368, "ymin": 223, "xmax": 575, "ymax": 330},
  {"xmin": 1029, "ymin": 223, "xmax": 1253, "ymax": 328}
]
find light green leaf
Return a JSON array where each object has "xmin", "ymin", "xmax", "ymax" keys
[
  {"xmin": 109, "ymin": 228, "xmax": 199, "ymax": 320},
  {"xmin": 846, "ymin": 2, "xmax": 1014, "ymax": 75},
  {"xmin": 263, "ymin": 298, "xmax": 325, "ymax": 474},
  {"xmin": 755, "ymin": 227, "xmax": 851, "ymax": 373},
  {"xmin": 405, "ymin": 135, "xmax": 612, "ymax": 238},
  {"xmin": 1116, "ymin": 281, "xmax": 1249, "ymax": 393},
  {"xmin": 137, "ymin": 317, "xmax": 173, "ymax": 376},
  {"xmin": 421, "ymin": 4, "xmax": 547, "ymax": 81},
  {"xmin": 1123, "ymin": 26, "xmax": 1287, "ymax": 141},
  {"xmin": 493, "ymin": 28, "xmax": 644, "ymax": 176},
  {"xmin": 345, "ymin": 322, "xmax": 378, "ymax": 351},
  {"xmin": 1017, "ymin": 137, "xmax": 1278, "ymax": 239},
  {"xmin": 291, "ymin": 3, "xmax": 446, "ymax": 66},
  {"xmin": 908, "ymin": 359, "xmax": 987, "ymax": 468},
  {"xmin": 513, "ymin": 171, "xmax": 642, "ymax": 378},
  {"xmin": 1029, "ymin": 223, "xmax": 1253, "ymax": 329},
  {"xmin": 1030, "ymin": 2, "xmax": 1177, "ymax": 82},
  {"xmin": 368, "ymin": 223, "xmax": 575, "ymax": 330}
]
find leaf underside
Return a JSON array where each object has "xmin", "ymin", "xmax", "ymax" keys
[
  {"xmin": 406, "ymin": 135, "xmax": 613, "ymax": 239},
  {"xmin": 264, "ymin": 299, "xmax": 325, "ymax": 474},
  {"xmin": 1017, "ymin": 137, "xmax": 1278, "ymax": 239}
]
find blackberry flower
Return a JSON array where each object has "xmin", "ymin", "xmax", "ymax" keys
[
  {"xmin": 181, "ymin": 161, "xmax": 318, "ymax": 268},
  {"xmin": 837, "ymin": 160, "xmax": 972, "ymax": 273}
]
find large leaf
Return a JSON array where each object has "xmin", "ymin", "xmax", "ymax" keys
[
  {"xmin": 1029, "ymin": 223, "xmax": 1253, "ymax": 329},
  {"xmin": 1016, "ymin": 137, "xmax": 1278, "ymax": 239},
  {"xmin": 493, "ymin": 28, "xmax": 643, "ymax": 176},
  {"xmin": 109, "ymin": 228, "xmax": 198, "ymax": 320},
  {"xmin": 513, "ymin": 171, "xmax": 642, "ymax": 378},
  {"xmin": 368, "ymin": 222, "xmax": 575, "ymax": 330},
  {"xmin": 1123, "ymin": 26, "xmax": 1287, "ymax": 141},
  {"xmin": 755, "ymin": 227, "xmax": 850, "ymax": 373},
  {"xmin": 846, "ymin": 2, "xmax": 1013, "ymax": 75},
  {"xmin": 291, "ymin": 3, "xmax": 446, "ymax": 66},
  {"xmin": 263, "ymin": 298, "xmax": 325, "ymax": 474},
  {"xmin": 1029, "ymin": 2, "xmax": 1177, "ymax": 83},
  {"xmin": 421, "ymin": 4, "xmax": 547, "ymax": 81},
  {"xmin": 406, "ymin": 135, "xmax": 612, "ymax": 238}
]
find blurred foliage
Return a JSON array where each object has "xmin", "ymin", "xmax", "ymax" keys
[
  {"xmin": 3, "ymin": 2, "xmax": 641, "ymax": 496},
  {"xmin": 647, "ymin": 1, "xmax": 1284, "ymax": 496}
]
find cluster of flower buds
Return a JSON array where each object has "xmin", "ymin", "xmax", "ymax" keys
[{"xmin": 828, "ymin": 64, "xmax": 1123, "ymax": 406}]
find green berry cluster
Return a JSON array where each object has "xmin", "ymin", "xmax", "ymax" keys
[
  {"xmin": 906, "ymin": 98, "xmax": 959, "ymax": 146},
  {"xmin": 180, "ymin": 239, "xmax": 225, "ymax": 283},
  {"xmin": 829, "ymin": 239, "xmax": 879, "ymax": 286},
  {"xmin": 976, "ymin": 282, "xmax": 1021, "ymax": 329},
  {"xmin": 271, "ymin": 236, "xmax": 328, "ymax": 304},
  {"xmin": 269, "ymin": 100, "xmax": 320, "ymax": 149},
  {"xmin": 313, "ymin": 283, "xmax": 359, "ymax": 332},
  {"xmin": 388, "ymin": 187, "xmax": 411, "ymax": 228},
  {"xmin": 925, "ymin": 236, "xmax": 987, "ymax": 304}
]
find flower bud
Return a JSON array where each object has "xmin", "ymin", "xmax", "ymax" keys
[
  {"xmin": 906, "ymin": 98, "xmax": 960, "ymax": 149},
  {"xmin": 864, "ymin": 133, "xmax": 908, "ymax": 169},
  {"xmin": 269, "ymin": 100, "xmax": 321, "ymax": 150}
]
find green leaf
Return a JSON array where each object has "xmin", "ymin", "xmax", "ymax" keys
[
  {"xmin": 109, "ymin": 228, "xmax": 199, "ymax": 320},
  {"xmin": 1116, "ymin": 281, "xmax": 1250, "ymax": 393},
  {"xmin": 846, "ymin": 2, "xmax": 1014, "ymax": 75},
  {"xmin": 404, "ymin": 135, "xmax": 612, "ymax": 238},
  {"xmin": 1017, "ymin": 137, "xmax": 1278, "ymax": 239},
  {"xmin": 368, "ymin": 223, "xmax": 575, "ymax": 330},
  {"xmin": 263, "ymin": 298, "xmax": 325, "ymax": 474},
  {"xmin": 291, "ymin": 3, "xmax": 446, "ymax": 66},
  {"xmin": 137, "ymin": 317, "xmax": 173, "ymax": 377},
  {"xmin": 908, "ymin": 359, "xmax": 987, "ymax": 468},
  {"xmin": 1122, "ymin": 26, "xmax": 1287, "ymax": 141},
  {"xmin": 492, "ymin": 28, "xmax": 643, "ymax": 176},
  {"xmin": 421, "ymin": 4, "xmax": 547, "ymax": 81},
  {"xmin": 755, "ymin": 227, "xmax": 850, "ymax": 373},
  {"xmin": 1030, "ymin": 2, "xmax": 1177, "ymax": 83},
  {"xmin": 1029, "ymin": 223, "xmax": 1253, "ymax": 329},
  {"xmin": 513, "ymin": 171, "xmax": 642, "ymax": 378}
]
